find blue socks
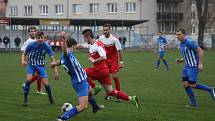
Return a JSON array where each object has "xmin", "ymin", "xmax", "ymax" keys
[
  {"xmin": 162, "ymin": 60, "xmax": 169, "ymax": 69},
  {"xmin": 24, "ymin": 81, "xmax": 31, "ymax": 102},
  {"xmin": 45, "ymin": 85, "xmax": 52, "ymax": 96},
  {"xmin": 195, "ymin": 84, "xmax": 212, "ymax": 93},
  {"xmin": 61, "ymin": 107, "xmax": 79, "ymax": 120},
  {"xmin": 185, "ymin": 87, "xmax": 196, "ymax": 105},
  {"xmin": 89, "ymin": 97, "xmax": 99, "ymax": 109},
  {"xmin": 156, "ymin": 60, "xmax": 160, "ymax": 69}
]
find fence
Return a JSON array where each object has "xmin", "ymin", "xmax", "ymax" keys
[{"xmin": 0, "ymin": 29, "xmax": 214, "ymax": 51}]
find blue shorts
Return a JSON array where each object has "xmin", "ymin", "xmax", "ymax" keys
[
  {"xmin": 182, "ymin": 66, "xmax": 199, "ymax": 83},
  {"xmin": 26, "ymin": 64, "xmax": 48, "ymax": 78},
  {"xmin": 72, "ymin": 80, "xmax": 89, "ymax": 97},
  {"xmin": 159, "ymin": 51, "xmax": 165, "ymax": 58}
]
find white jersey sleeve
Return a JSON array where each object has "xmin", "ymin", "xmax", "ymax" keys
[
  {"xmin": 21, "ymin": 38, "xmax": 36, "ymax": 52},
  {"xmin": 97, "ymin": 46, "xmax": 106, "ymax": 58},
  {"xmin": 114, "ymin": 37, "xmax": 122, "ymax": 50}
]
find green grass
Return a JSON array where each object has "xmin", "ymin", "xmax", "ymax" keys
[{"xmin": 0, "ymin": 50, "xmax": 215, "ymax": 121}]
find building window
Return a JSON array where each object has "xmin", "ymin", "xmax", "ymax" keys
[
  {"xmin": 24, "ymin": 5, "xmax": 32, "ymax": 16},
  {"xmin": 72, "ymin": 4, "xmax": 83, "ymax": 14},
  {"xmin": 39, "ymin": 5, "xmax": 48, "ymax": 15},
  {"xmin": 9, "ymin": 6, "xmax": 18, "ymax": 16},
  {"xmin": 55, "ymin": 4, "xmax": 64, "ymax": 15},
  {"xmin": 170, "ymin": 22, "xmax": 175, "ymax": 33},
  {"xmin": 41, "ymin": 25, "xmax": 48, "ymax": 30},
  {"xmin": 160, "ymin": 23, "xmax": 165, "ymax": 32},
  {"xmin": 107, "ymin": 3, "xmax": 117, "ymax": 13},
  {"xmin": 125, "ymin": 2, "xmax": 136, "ymax": 13},
  {"xmin": 158, "ymin": 3, "xmax": 165, "ymax": 13},
  {"xmin": 89, "ymin": 3, "xmax": 99, "ymax": 14}
]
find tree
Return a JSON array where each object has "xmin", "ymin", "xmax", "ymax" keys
[{"xmin": 195, "ymin": 0, "xmax": 208, "ymax": 48}]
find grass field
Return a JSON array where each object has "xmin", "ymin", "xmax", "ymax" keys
[{"xmin": 0, "ymin": 50, "xmax": 215, "ymax": 121}]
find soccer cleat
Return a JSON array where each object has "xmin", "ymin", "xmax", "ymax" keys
[
  {"xmin": 54, "ymin": 117, "xmax": 65, "ymax": 121},
  {"xmin": 92, "ymin": 105, "xmax": 104, "ymax": 113},
  {"xmin": 104, "ymin": 96, "xmax": 111, "ymax": 100},
  {"xmin": 37, "ymin": 91, "xmax": 47, "ymax": 95},
  {"xmin": 115, "ymin": 98, "xmax": 122, "ymax": 102},
  {"xmin": 185, "ymin": 104, "xmax": 197, "ymax": 108},
  {"xmin": 49, "ymin": 96, "xmax": 55, "ymax": 105},
  {"xmin": 22, "ymin": 100, "xmax": 28, "ymax": 106},
  {"xmin": 131, "ymin": 96, "xmax": 140, "ymax": 111},
  {"xmin": 94, "ymin": 85, "xmax": 102, "ymax": 95},
  {"xmin": 210, "ymin": 88, "xmax": 215, "ymax": 100}
]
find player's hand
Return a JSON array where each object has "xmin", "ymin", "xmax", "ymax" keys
[
  {"xmin": 119, "ymin": 62, "xmax": 124, "ymax": 68},
  {"xmin": 88, "ymin": 57, "xmax": 95, "ymax": 63},
  {"xmin": 176, "ymin": 58, "xmax": 183, "ymax": 64},
  {"xmin": 50, "ymin": 62, "xmax": 56, "ymax": 68},
  {"xmin": 198, "ymin": 64, "xmax": 204, "ymax": 71},
  {"xmin": 22, "ymin": 61, "xmax": 27, "ymax": 67}
]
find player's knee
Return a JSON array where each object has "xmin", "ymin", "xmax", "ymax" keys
[{"xmin": 182, "ymin": 81, "xmax": 189, "ymax": 88}]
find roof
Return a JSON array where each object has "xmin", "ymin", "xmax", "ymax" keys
[{"xmin": 9, "ymin": 18, "xmax": 149, "ymax": 27}]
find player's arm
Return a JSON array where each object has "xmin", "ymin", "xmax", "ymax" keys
[
  {"xmin": 60, "ymin": 31, "xmax": 68, "ymax": 56},
  {"xmin": 50, "ymin": 56, "xmax": 59, "ymax": 80},
  {"xmin": 197, "ymin": 47, "xmax": 204, "ymax": 71},
  {"xmin": 89, "ymin": 46, "xmax": 107, "ymax": 63},
  {"xmin": 21, "ymin": 51, "xmax": 27, "ymax": 66},
  {"xmin": 115, "ymin": 38, "xmax": 124, "ymax": 68}
]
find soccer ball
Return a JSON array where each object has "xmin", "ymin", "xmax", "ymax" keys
[{"xmin": 61, "ymin": 103, "xmax": 73, "ymax": 112}]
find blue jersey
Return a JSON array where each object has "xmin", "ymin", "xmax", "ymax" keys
[
  {"xmin": 157, "ymin": 36, "xmax": 167, "ymax": 51},
  {"xmin": 60, "ymin": 52, "xmax": 87, "ymax": 84},
  {"xmin": 25, "ymin": 41, "xmax": 54, "ymax": 66},
  {"xmin": 179, "ymin": 37, "xmax": 199, "ymax": 67}
]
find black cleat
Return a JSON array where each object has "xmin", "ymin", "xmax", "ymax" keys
[{"xmin": 22, "ymin": 100, "xmax": 28, "ymax": 106}]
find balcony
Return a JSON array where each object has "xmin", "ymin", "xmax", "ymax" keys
[
  {"xmin": 157, "ymin": 12, "xmax": 183, "ymax": 22},
  {"xmin": 157, "ymin": 0, "xmax": 184, "ymax": 3}
]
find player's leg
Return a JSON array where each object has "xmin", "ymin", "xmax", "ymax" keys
[
  {"xmin": 155, "ymin": 53, "xmax": 161, "ymax": 70},
  {"xmin": 188, "ymin": 68, "xmax": 215, "ymax": 100},
  {"xmin": 57, "ymin": 81, "xmax": 89, "ymax": 120},
  {"xmin": 37, "ymin": 66, "xmax": 54, "ymax": 104},
  {"xmin": 22, "ymin": 64, "xmax": 35, "ymax": 106},
  {"xmin": 160, "ymin": 51, "xmax": 169, "ymax": 70},
  {"xmin": 110, "ymin": 63, "xmax": 121, "ymax": 91},
  {"xmin": 85, "ymin": 67, "xmax": 102, "ymax": 95},
  {"xmin": 88, "ymin": 85, "xmax": 101, "ymax": 113}
]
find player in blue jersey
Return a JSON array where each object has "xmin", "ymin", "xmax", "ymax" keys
[
  {"xmin": 176, "ymin": 28, "xmax": 215, "ymax": 107},
  {"xmin": 22, "ymin": 31, "xmax": 59, "ymax": 106},
  {"xmin": 51, "ymin": 32, "xmax": 101, "ymax": 121},
  {"xmin": 155, "ymin": 32, "xmax": 169, "ymax": 70}
]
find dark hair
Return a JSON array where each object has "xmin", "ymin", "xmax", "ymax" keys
[
  {"xmin": 4, "ymin": 0, "xmax": 8, "ymax": 4},
  {"xmin": 82, "ymin": 29, "xmax": 94, "ymax": 38},
  {"xmin": 36, "ymin": 31, "xmax": 44, "ymax": 37},
  {"xmin": 103, "ymin": 23, "xmax": 111, "ymax": 30},
  {"xmin": 66, "ymin": 38, "xmax": 77, "ymax": 47},
  {"xmin": 28, "ymin": 26, "xmax": 36, "ymax": 33},
  {"xmin": 176, "ymin": 28, "xmax": 186, "ymax": 34}
]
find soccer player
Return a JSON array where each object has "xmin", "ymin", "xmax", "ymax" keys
[
  {"xmin": 21, "ymin": 26, "xmax": 46, "ymax": 95},
  {"xmin": 77, "ymin": 29, "xmax": 140, "ymax": 111},
  {"xmin": 51, "ymin": 33, "xmax": 101, "ymax": 121},
  {"xmin": 176, "ymin": 28, "xmax": 215, "ymax": 107},
  {"xmin": 22, "ymin": 31, "xmax": 59, "ymax": 106},
  {"xmin": 99, "ymin": 23, "xmax": 124, "ymax": 94},
  {"xmin": 155, "ymin": 32, "xmax": 169, "ymax": 70}
]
